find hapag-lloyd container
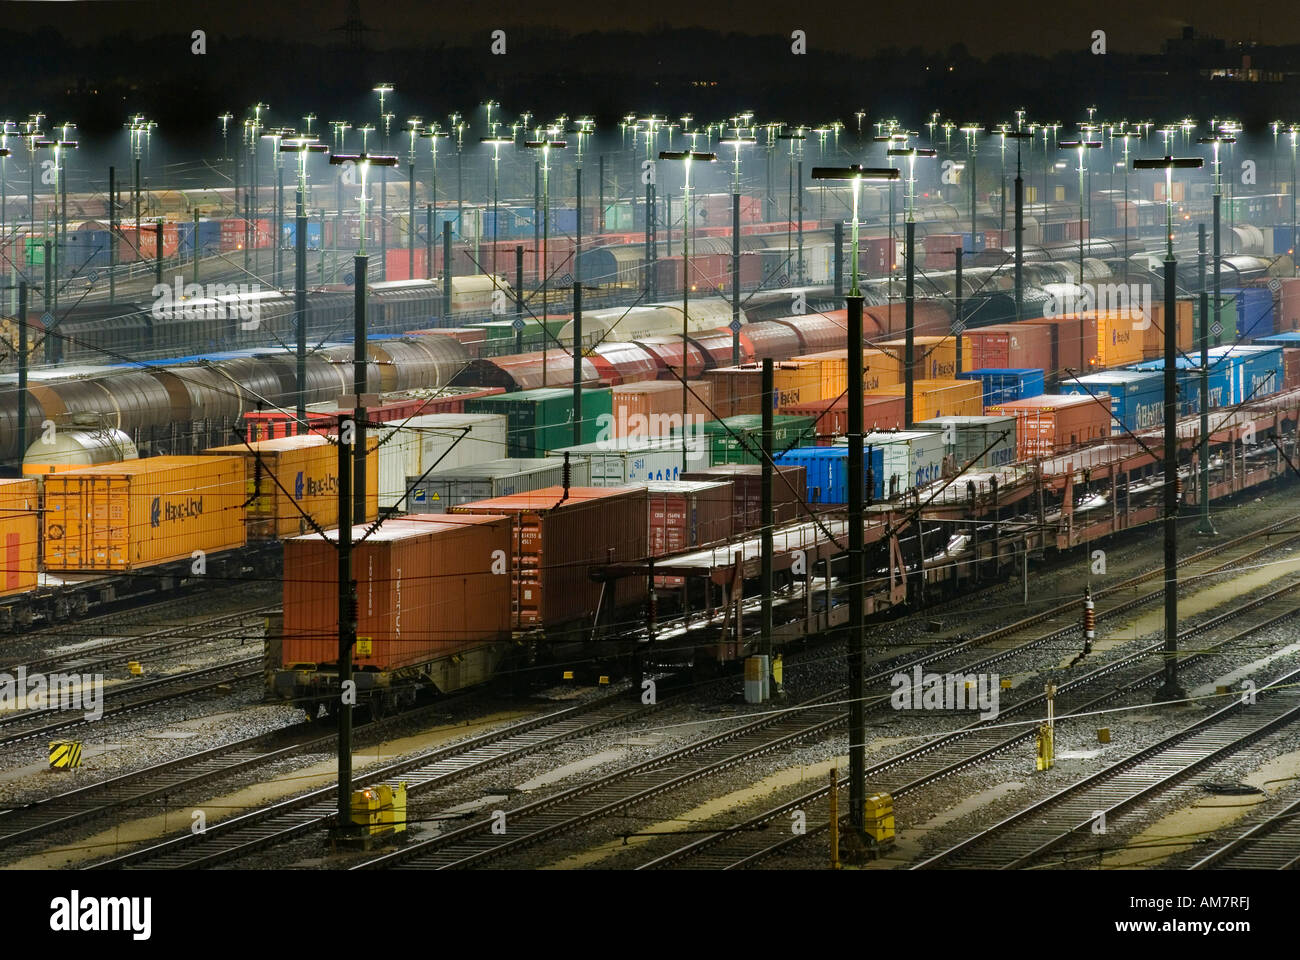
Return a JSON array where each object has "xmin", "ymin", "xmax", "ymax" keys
[
  {"xmin": 833, "ymin": 431, "xmax": 943, "ymax": 496},
  {"xmin": 43, "ymin": 456, "xmax": 247, "ymax": 571},
  {"xmin": 787, "ymin": 349, "xmax": 899, "ymax": 393},
  {"xmin": 778, "ymin": 395, "xmax": 906, "ymax": 439},
  {"xmin": 452, "ymin": 486, "xmax": 649, "ymax": 629},
  {"xmin": 406, "ymin": 457, "xmax": 592, "ymax": 513},
  {"xmin": 204, "ymin": 434, "xmax": 378, "ymax": 538},
  {"xmin": 960, "ymin": 324, "xmax": 1052, "ymax": 372},
  {"xmin": 548, "ymin": 436, "xmax": 709, "ymax": 484},
  {"xmin": 957, "ymin": 368, "xmax": 1046, "ymax": 406},
  {"xmin": 1062, "ymin": 370, "xmax": 1165, "ymax": 434},
  {"xmin": 1092, "ymin": 310, "xmax": 1146, "ymax": 369},
  {"xmin": 680, "ymin": 464, "xmax": 807, "ymax": 532},
  {"xmin": 1140, "ymin": 300, "xmax": 1195, "ymax": 359},
  {"xmin": 0, "ymin": 478, "xmax": 40, "ymax": 596},
  {"xmin": 874, "ymin": 336, "xmax": 963, "ymax": 380},
  {"xmin": 610, "ymin": 380, "xmax": 713, "ymax": 437},
  {"xmin": 775, "ymin": 445, "xmax": 888, "ymax": 503},
  {"xmin": 280, "ymin": 515, "xmax": 513, "ymax": 679},
  {"xmin": 373, "ymin": 413, "xmax": 508, "ymax": 509},
  {"xmin": 915, "ymin": 415, "xmax": 1019, "ymax": 469},
  {"xmin": 865, "ymin": 379, "xmax": 983, "ymax": 420},
  {"xmin": 703, "ymin": 362, "xmax": 828, "ymax": 417},
  {"xmin": 984, "ymin": 394, "xmax": 1111, "ymax": 458}
]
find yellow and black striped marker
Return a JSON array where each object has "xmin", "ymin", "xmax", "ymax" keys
[{"xmin": 49, "ymin": 740, "xmax": 83, "ymax": 770}]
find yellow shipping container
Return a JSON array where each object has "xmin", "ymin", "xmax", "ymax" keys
[
  {"xmin": 1094, "ymin": 310, "xmax": 1145, "ymax": 369},
  {"xmin": 1140, "ymin": 300, "xmax": 1195, "ymax": 359},
  {"xmin": 792, "ymin": 350, "xmax": 900, "ymax": 394},
  {"xmin": 204, "ymin": 434, "xmax": 379, "ymax": 539},
  {"xmin": 771, "ymin": 360, "xmax": 824, "ymax": 409},
  {"xmin": 873, "ymin": 335, "xmax": 964, "ymax": 380},
  {"xmin": 0, "ymin": 478, "xmax": 40, "ymax": 597},
  {"xmin": 43, "ymin": 456, "xmax": 247, "ymax": 572},
  {"xmin": 867, "ymin": 378, "xmax": 983, "ymax": 421}
]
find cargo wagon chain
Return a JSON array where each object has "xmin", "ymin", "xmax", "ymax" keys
[
  {"xmin": 637, "ymin": 581, "xmax": 1300, "ymax": 869},
  {"xmin": 912, "ymin": 662, "xmax": 1300, "ymax": 870}
]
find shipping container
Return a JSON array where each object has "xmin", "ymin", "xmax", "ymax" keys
[
  {"xmin": 957, "ymin": 368, "xmax": 1046, "ymax": 406},
  {"xmin": 43, "ymin": 456, "xmax": 247, "ymax": 571},
  {"xmin": 777, "ymin": 395, "xmax": 906, "ymax": 438},
  {"xmin": 1126, "ymin": 357, "xmax": 1217, "ymax": 415},
  {"xmin": 865, "ymin": 378, "xmax": 983, "ymax": 420},
  {"xmin": 680, "ymin": 464, "xmax": 807, "ymax": 532},
  {"xmin": 779, "ymin": 349, "xmax": 897, "ymax": 393},
  {"xmin": 463, "ymin": 387, "xmax": 613, "ymax": 457},
  {"xmin": 1278, "ymin": 278, "xmax": 1300, "ymax": 332},
  {"xmin": 203, "ymin": 435, "xmax": 378, "ymax": 538},
  {"xmin": 281, "ymin": 515, "xmax": 512, "ymax": 675},
  {"xmin": 700, "ymin": 414, "xmax": 818, "ymax": 465},
  {"xmin": 984, "ymin": 394, "xmax": 1111, "ymax": 458},
  {"xmin": 959, "ymin": 324, "xmax": 1052, "ymax": 373},
  {"xmin": 0, "ymin": 478, "xmax": 40, "ymax": 597},
  {"xmin": 774, "ymin": 444, "xmax": 887, "ymax": 503},
  {"xmin": 1220, "ymin": 287, "xmax": 1276, "ymax": 341},
  {"xmin": 1093, "ymin": 310, "xmax": 1146, "ymax": 369},
  {"xmin": 834, "ymin": 431, "xmax": 944, "ymax": 495},
  {"xmin": 915, "ymin": 415, "xmax": 1019, "ymax": 469},
  {"xmin": 549, "ymin": 436, "xmax": 708, "ymax": 484},
  {"xmin": 374, "ymin": 413, "xmax": 509, "ymax": 509},
  {"xmin": 1022, "ymin": 314, "xmax": 1100, "ymax": 376},
  {"xmin": 1207, "ymin": 344, "xmax": 1285, "ymax": 403},
  {"xmin": 610, "ymin": 380, "xmax": 713, "ymax": 438},
  {"xmin": 1285, "ymin": 349, "xmax": 1300, "ymax": 391},
  {"xmin": 1140, "ymin": 300, "xmax": 1196, "ymax": 360},
  {"xmin": 452, "ymin": 486, "xmax": 649, "ymax": 628},
  {"xmin": 644, "ymin": 479, "xmax": 735, "ymax": 563},
  {"xmin": 703, "ymin": 362, "xmax": 827, "ymax": 417},
  {"xmin": 406, "ymin": 457, "xmax": 592, "ymax": 513},
  {"xmin": 1062, "ymin": 370, "xmax": 1165, "ymax": 434},
  {"xmin": 874, "ymin": 336, "xmax": 963, "ymax": 380}
]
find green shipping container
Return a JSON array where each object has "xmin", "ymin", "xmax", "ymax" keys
[
  {"xmin": 699, "ymin": 414, "xmax": 818, "ymax": 465},
  {"xmin": 1209, "ymin": 297, "xmax": 1238, "ymax": 346},
  {"xmin": 473, "ymin": 317, "xmax": 571, "ymax": 356},
  {"xmin": 603, "ymin": 202, "xmax": 635, "ymax": 232},
  {"xmin": 464, "ymin": 386, "xmax": 613, "ymax": 458},
  {"xmin": 25, "ymin": 238, "xmax": 46, "ymax": 265}
]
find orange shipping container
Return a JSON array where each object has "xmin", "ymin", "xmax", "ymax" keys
[
  {"xmin": 1022, "ymin": 314, "xmax": 1100, "ymax": 376},
  {"xmin": 0, "ymin": 478, "xmax": 40, "ymax": 597},
  {"xmin": 280, "ymin": 515, "xmax": 513, "ymax": 677},
  {"xmin": 874, "ymin": 335, "xmax": 963, "ymax": 380},
  {"xmin": 866, "ymin": 378, "xmax": 982, "ymax": 421},
  {"xmin": 611, "ymin": 380, "xmax": 713, "ymax": 437},
  {"xmin": 204, "ymin": 434, "xmax": 378, "ymax": 539},
  {"xmin": 1094, "ymin": 310, "xmax": 1145, "ymax": 369},
  {"xmin": 704, "ymin": 361, "xmax": 826, "ymax": 417},
  {"xmin": 452, "ymin": 486, "xmax": 649, "ymax": 628},
  {"xmin": 43, "ymin": 456, "xmax": 246, "ymax": 571},
  {"xmin": 985, "ymin": 394, "xmax": 1111, "ymax": 458},
  {"xmin": 645, "ymin": 479, "xmax": 734, "ymax": 587},
  {"xmin": 1140, "ymin": 300, "xmax": 1195, "ymax": 359}
]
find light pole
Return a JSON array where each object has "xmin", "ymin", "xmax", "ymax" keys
[
  {"xmin": 719, "ymin": 132, "xmax": 756, "ymax": 365},
  {"xmin": 526, "ymin": 137, "xmax": 566, "ymax": 386},
  {"xmin": 888, "ymin": 147, "xmax": 936, "ymax": 426},
  {"xmin": 961, "ymin": 125, "xmax": 981, "ymax": 244},
  {"xmin": 659, "ymin": 149, "xmax": 717, "ymax": 474},
  {"xmin": 811, "ymin": 163, "xmax": 900, "ymax": 852},
  {"xmin": 777, "ymin": 131, "xmax": 805, "ymax": 283},
  {"xmin": 1059, "ymin": 138, "xmax": 1102, "ymax": 287},
  {"xmin": 420, "ymin": 127, "xmax": 448, "ymax": 280},
  {"xmin": 1001, "ymin": 131, "xmax": 1031, "ymax": 322},
  {"xmin": 481, "ymin": 134, "xmax": 512, "ymax": 276},
  {"xmin": 282, "ymin": 137, "xmax": 328, "ymax": 431},
  {"xmin": 1115, "ymin": 132, "xmax": 1140, "ymax": 277},
  {"xmin": 1199, "ymin": 134, "xmax": 1236, "ymax": 350},
  {"xmin": 1134, "ymin": 152, "xmax": 1204, "ymax": 705}
]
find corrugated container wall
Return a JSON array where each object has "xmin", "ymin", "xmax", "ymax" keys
[
  {"xmin": 0, "ymin": 478, "xmax": 40, "ymax": 596},
  {"xmin": 43, "ymin": 456, "xmax": 247, "ymax": 571},
  {"xmin": 984, "ymin": 394, "xmax": 1111, "ymax": 458},
  {"xmin": 406, "ymin": 458, "xmax": 591, "ymax": 513},
  {"xmin": 865, "ymin": 379, "xmax": 983, "ymax": 420},
  {"xmin": 915, "ymin": 416, "xmax": 1019, "ymax": 469},
  {"xmin": 957, "ymin": 368, "xmax": 1046, "ymax": 406},
  {"xmin": 680, "ymin": 464, "xmax": 806, "ymax": 532}
]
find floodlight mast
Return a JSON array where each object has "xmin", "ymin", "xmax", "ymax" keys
[{"xmin": 812, "ymin": 161, "xmax": 900, "ymax": 856}]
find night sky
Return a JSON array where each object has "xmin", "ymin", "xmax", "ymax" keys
[{"xmin": 5, "ymin": 0, "xmax": 1289, "ymax": 56}]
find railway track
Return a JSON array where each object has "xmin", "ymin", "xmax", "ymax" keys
[
  {"xmin": 1189, "ymin": 794, "xmax": 1300, "ymax": 869},
  {"xmin": 913, "ymin": 664, "xmax": 1300, "ymax": 869},
  {"xmin": 351, "ymin": 534, "xmax": 1300, "ymax": 871},
  {"xmin": 637, "ymin": 584, "xmax": 1300, "ymax": 869}
]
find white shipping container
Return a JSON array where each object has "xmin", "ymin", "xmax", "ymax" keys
[
  {"xmin": 375, "ymin": 413, "xmax": 509, "ymax": 509},
  {"xmin": 406, "ymin": 457, "xmax": 592, "ymax": 513},
  {"xmin": 839, "ymin": 430, "xmax": 943, "ymax": 495},
  {"xmin": 915, "ymin": 415, "xmax": 1018, "ymax": 469},
  {"xmin": 549, "ymin": 436, "xmax": 708, "ymax": 485}
]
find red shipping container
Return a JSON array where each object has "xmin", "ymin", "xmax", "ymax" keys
[
  {"xmin": 645, "ymin": 479, "xmax": 735, "ymax": 584},
  {"xmin": 1279, "ymin": 278, "xmax": 1300, "ymax": 332},
  {"xmin": 962, "ymin": 323, "xmax": 1053, "ymax": 372},
  {"xmin": 985, "ymin": 394, "xmax": 1110, "ymax": 458},
  {"xmin": 681, "ymin": 465, "xmax": 806, "ymax": 532},
  {"xmin": 923, "ymin": 233, "xmax": 964, "ymax": 269},
  {"xmin": 1021, "ymin": 314, "xmax": 1100, "ymax": 378},
  {"xmin": 612, "ymin": 380, "xmax": 713, "ymax": 436},
  {"xmin": 452, "ymin": 486, "xmax": 648, "ymax": 629},
  {"xmin": 118, "ymin": 222, "xmax": 179, "ymax": 262},
  {"xmin": 280, "ymin": 515, "xmax": 512, "ymax": 672},
  {"xmin": 779, "ymin": 395, "xmax": 906, "ymax": 439},
  {"xmin": 1283, "ymin": 349, "xmax": 1300, "ymax": 391},
  {"xmin": 860, "ymin": 237, "xmax": 894, "ymax": 278}
]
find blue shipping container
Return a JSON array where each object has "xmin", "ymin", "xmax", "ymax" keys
[
  {"xmin": 775, "ymin": 445, "xmax": 886, "ymax": 503},
  {"xmin": 1254, "ymin": 331, "xmax": 1300, "ymax": 348},
  {"xmin": 1128, "ymin": 357, "xmax": 1222, "ymax": 414},
  {"xmin": 957, "ymin": 368, "xmax": 1045, "ymax": 406},
  {"xmin": 281, "ymin": 220, "xmax": 323, "ymax": 250},
  {"xmin": 1063, "ymin": 370, "xmax": 1165, "ymax": 433},
  {"xmin": 1208, "ymin": 344, "xmax": 1283, "ymax": 403},
  {"xmin": 64, "ymin": 230, "xmax": 113, "ymax": 269},
  {"xmin": 1220, "ymin": 286, "xmax": 1275, "ymax": 341}
]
